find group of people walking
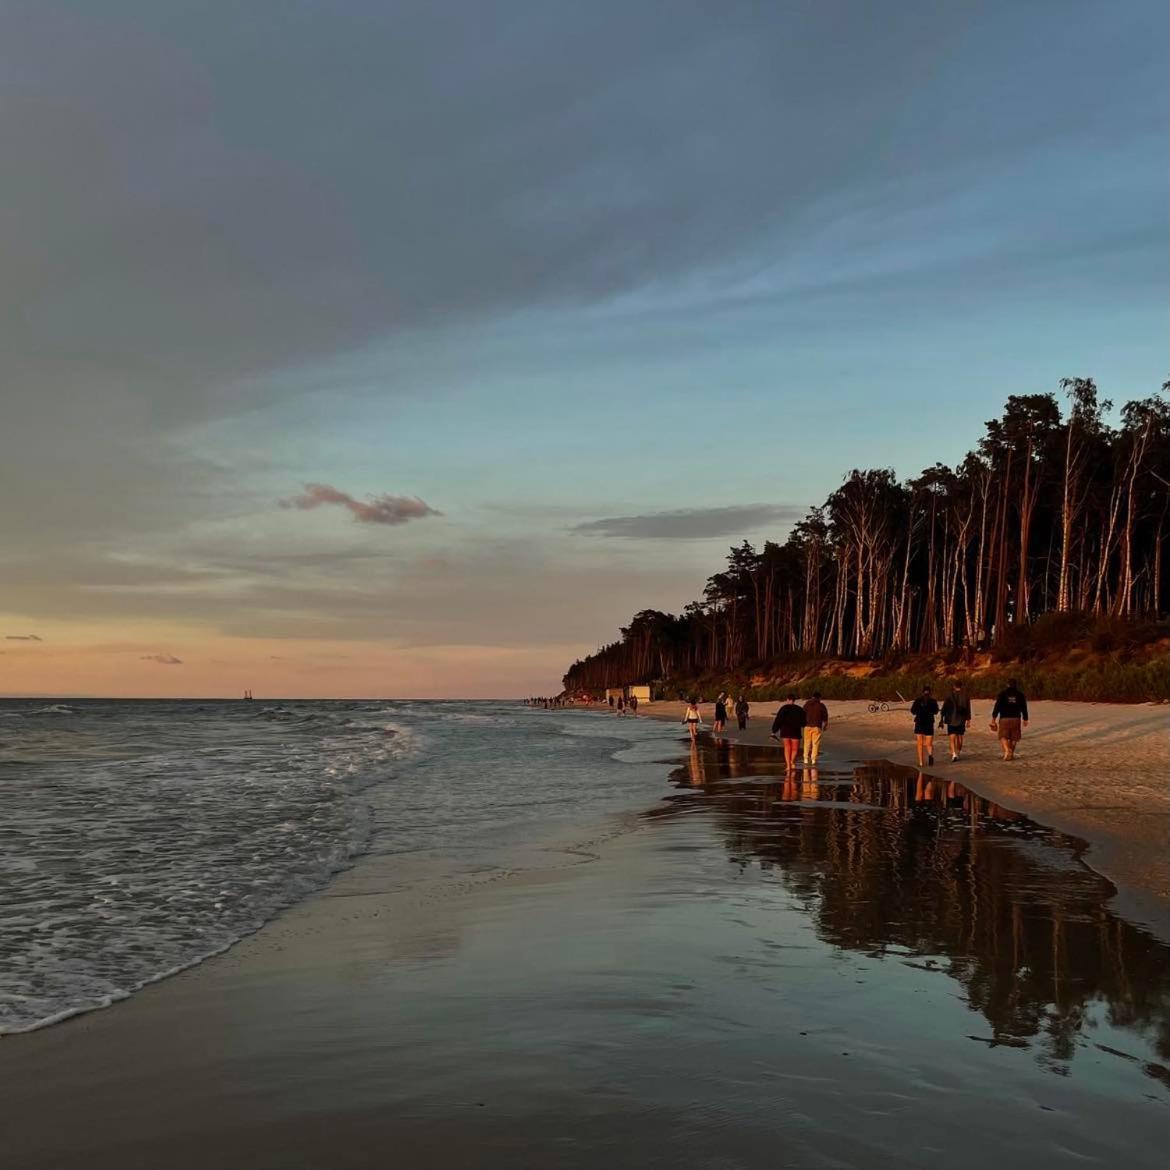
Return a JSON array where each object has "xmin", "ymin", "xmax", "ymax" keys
[
  {"xmin": 681, "ymin": 678, "xmax": 1031, "ymax": 770},
  {"xmin": 681, "ymin": 690, "xmax": 830, "ymax": 772},
  {"xmin": 685, "ymin": 691, "xmax": 754, "ymax": 740},
  {"xmin": 768, "ymin": 692, "xmax": 830, "ymax": 770},
  {"xmin": 909, "ymin": 679, "xmax": 1029, "ymax": 766},
  {"xmin": 709, "ymin": 692, "xmax": 751, "ymax": 733},
  {"xmin": 526, "ymin": 696, "xmax": 568, "ymax": 709}
]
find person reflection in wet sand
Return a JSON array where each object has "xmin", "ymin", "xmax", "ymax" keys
[
  {"xmin": 686, "ymin": 742, "xmax": 707, "ymax": 787},
  {"xmin": 914, "ymin": 771, "xmax": 936, "ymax": 803},
  {"xmin": 714, "ymin": 737, "xmax": 731, "ymax": 774},
  {"xmin": 651, "ymin": 755, "xmax": 1170, "ymax": 1075}
]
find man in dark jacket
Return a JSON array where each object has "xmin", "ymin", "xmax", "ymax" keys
[
  {"xmin": 734, "ymin": 696, "xmax": 750, "ymax": 730},
  {"xmin": 770, "ymin": 694, "xmax": 806, "ymax": 772},
  {"xmin": 801, "ymin": 692, "xmax": 829, "ymax": 765},
  {"xmin": 939, "ymin": 683, "xmax": 972, "ymax": 762},
  {"xmin": 991, "ymin": 679, "xmax": 1029, "ymax": 760}
]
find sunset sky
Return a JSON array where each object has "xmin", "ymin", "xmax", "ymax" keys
[{"xmin": 3, "ymin": 1, "xmax": 1165, "ymax": 697}]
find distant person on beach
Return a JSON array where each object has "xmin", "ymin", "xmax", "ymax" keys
[
  {"xmin": 910, "ymin": 686, "xmax": 940, "ymax": 767},
  {"xmin": 629, "ymin": 694, "xmax": 639, "ymax": 716},
  {"xmin": 940, "ymin": 682, "xmax": 972, "ymax": 761},
  {"xmin": 608, "ymin": 695, "xmax": 614, "ymax": 708},
  {"xmin": 802, "ymin": 692, "xmax": 829, "ymax": 765},
  {"xmin": 991, "ymin": 678, "xmax": 1029, "ymax": 760},
  {"xmin": 713, "ymin": 692, "xmax": 729, "ymax": 733},
  {"xmin": 682, "ymin": 700, "xmax": 702, "ymax": 742},
  {"xmin": 770, "ymin": 694, "xmax": 806, "ymax": 771},
  {"xmin": 735, "ymin": 695, "xmax": 750, "ymax": 730}
]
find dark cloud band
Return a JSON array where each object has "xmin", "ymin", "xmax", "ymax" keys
[{"xmin": 573, "ymin": 505, "xmax": 804, "ymax": 540}]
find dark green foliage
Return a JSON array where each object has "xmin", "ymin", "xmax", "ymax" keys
[{"xmin": 667, "ymin": 656, "xmax": 1168, "ymax": 705}]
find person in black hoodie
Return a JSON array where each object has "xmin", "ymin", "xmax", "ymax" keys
[
  {"xmin": 991, "ymin": 678, "xmax": 1029, "ymax": 760},
  {"xmin": 734, "ymin": 695, "xmax": 750, "ymax": 730},
  {"xmin": 713, "ymin": 692, "xmax": 729, "ymax": 733},
  {"xmin": 770, "ymin": 694, "xmax": 806, "ymax": 772},
  {"xmin": 910, "ymin": 685, "xmax": 940, "ymax": 767}
]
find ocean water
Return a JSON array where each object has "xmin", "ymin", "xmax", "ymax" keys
[{"xmin": 0, "ymin": 698, "xmax": 679, "ymax": 1034}]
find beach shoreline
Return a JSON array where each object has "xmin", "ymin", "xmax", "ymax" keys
[
  {"xmin": 632, "ymin": 698, "xmax": 1170, "ymax": 940},
  {"xmin": 2, "ymin": 704, "xmax": 1169, "ymax": 1168}
]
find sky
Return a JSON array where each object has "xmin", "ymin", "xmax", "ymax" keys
[{"xmin": 1, "ymin": 0, "xmax": 1166, "ymax": 698}]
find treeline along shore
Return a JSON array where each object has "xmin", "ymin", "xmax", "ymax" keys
[{"xmin": 564, "ymin": 381, "xmax": 1170, "ymax": 702}]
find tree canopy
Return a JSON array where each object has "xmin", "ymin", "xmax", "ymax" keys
[{"xmin": 563, "ymin": 381, "xmax": 1169, "ymax": 693}]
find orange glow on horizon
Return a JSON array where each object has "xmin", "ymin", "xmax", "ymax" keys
[{"xmin": 0, "ymin": 618, "xmax": 580, "ymax": 699}]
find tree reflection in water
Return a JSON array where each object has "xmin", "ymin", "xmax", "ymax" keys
[{"xmin": 645, "ymin": 736, "xmax": 1170, "ymax": 1081}]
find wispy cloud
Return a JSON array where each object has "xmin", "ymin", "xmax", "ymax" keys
[
  {"xmin": 280, "ymin": 483, "xmax": 441, "ymax": 526},
  {"xmin": 5, "ymin": 633, "xmax": 43, "ymax": 641},
  {"xmin": 573, "ymin": 505, "xmax": 804, "ymax": 540},
  {"xmin": 140, "ymin": 653, "xmax": 183, "ymax": 665}
]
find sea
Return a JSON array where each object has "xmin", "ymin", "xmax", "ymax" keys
[{"xmin": 0, "ymin": 698, "xmax": 680, "ymax": 1034}]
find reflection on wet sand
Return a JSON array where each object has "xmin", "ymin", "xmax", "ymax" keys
[{"xmin": 648, "ymin": 735, "xmax": 1170, "ymax": 1082}]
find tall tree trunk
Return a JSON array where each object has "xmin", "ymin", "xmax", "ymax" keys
[
  {"xmin": 1016, "ymin": 441, "xmax": 1039, "ymax": 624},
  {"xmin": 1057, "ymin": 418, "xmax": 1080, "ymax": 612},
  {"xmin": 993, "ymin": 449, "xmax": 1013, "ymax": 636}
]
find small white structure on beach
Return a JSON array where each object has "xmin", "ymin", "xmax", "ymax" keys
[{"xmin": 606, "ymin": 685, "xmax": 651, "ymax": 704}]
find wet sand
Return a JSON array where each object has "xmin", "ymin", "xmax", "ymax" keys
[
  {"xmin": 641, "ymin": 699, "xmax": 1170, "ymax": 939},
  {"xmin": 2, "ymin": 730, "xmax": 1168, "ymax": 1168}
]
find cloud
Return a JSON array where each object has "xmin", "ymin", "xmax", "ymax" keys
[
  {"xmin": 573, "ymin": 505, "xmax": 805, "ymax": 540},
  {"xmin": 140, "ymin": 653, "xmax": 183, "ymax": 665},
  {"xmin": 280, "ymin": 484, "xmax": 441, "ymax": 526},
  {"xmin": 5, "ymin": 633, "xmax": 42, "ymax": 641}
]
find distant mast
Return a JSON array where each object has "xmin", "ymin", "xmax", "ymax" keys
[{"xmin": 243, "ymin": 689, "xmax": 253, "ymax": 701}]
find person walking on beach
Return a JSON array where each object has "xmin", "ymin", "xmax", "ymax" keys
[
  {"xmin": 770, "ymin": 694, "xmax": 806, "ymax": 772},
  {"xmin": 801, "ymin": 692, "xmax": 829, "ymax": 765},
  {"xmin": 682, "ymin": 699, "xmax": 702, "ymax": 742},
  {"xmin": 629, "ymin": 694, "xmax": 639, "ymax": 716},
  {"xmin": 735, "ymin": 695, "xmax": 750, "ymax": 730},
  {"xmin": 910, "ymin": 685, "xmax": 940, "ymax": 767},
  {"xmin": 939, "ymin": 682, "xmax": 972, "ymax": 761},
  {"xmin": 616, "ymin": 695, "xmax": 625, "ymax": 716},
  {"xmin": 713, "ymin": 692, "xmax": 729, "ymax": 733},
  {"xmin": 991, "ymin": 678, "xmax": 1029, "ymax": 760}
]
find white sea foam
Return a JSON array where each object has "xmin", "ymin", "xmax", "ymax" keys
[
  {"xmin": 0, "ymin": 699, "xmax": 674, "ymax": 1034},
  {"xmin": 0, "ymin": 700, "xmax": 420, "ymax": 1034}
]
